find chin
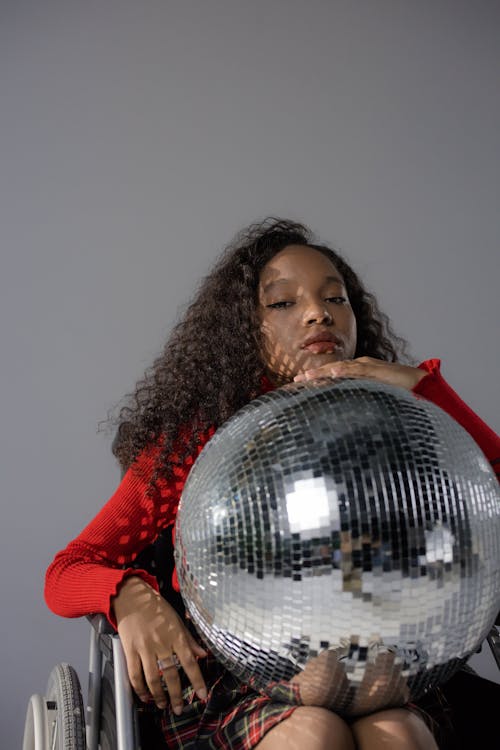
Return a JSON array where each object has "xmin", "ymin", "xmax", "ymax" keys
[{"xmin": 305, "ymin": 352, "xmax": 343, "ymax": 368}]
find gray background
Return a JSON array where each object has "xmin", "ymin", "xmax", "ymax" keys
[{"xmin": 1, "ymin": 1, "xmax": 499, "ymax": 745}]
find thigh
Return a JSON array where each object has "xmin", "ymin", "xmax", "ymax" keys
[
  {"xmin": 351, "ymin": 707, "xmax": 438, "ymax": 750},
  {"xmin": 255, "ymin": 706, "xmax": 355, "ymax": 750}
]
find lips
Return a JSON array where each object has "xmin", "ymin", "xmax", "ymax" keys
[{"xmin": 301, "ymin": 331, "xmax": 342, "ymax": 353}]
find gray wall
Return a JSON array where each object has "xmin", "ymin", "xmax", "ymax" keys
[{"xmin": 1, "ymin": 1, "xmax": 499, "ymax": 745}]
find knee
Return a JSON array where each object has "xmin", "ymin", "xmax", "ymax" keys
[
  {"xmin": 351, "ymin": 707, "xmax": 438, "ymax": 749},
  {"xmin": 257, "ymin": 706, "xmax": 355, "ymax": 750},
  {"xmin": 298, "ymin": 707, "xmax": 355, "ymax": 748}
]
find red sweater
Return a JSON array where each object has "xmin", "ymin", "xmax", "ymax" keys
[{"xmin": 44, "ymin": 359, "xmax": 500, "ymax": 627}]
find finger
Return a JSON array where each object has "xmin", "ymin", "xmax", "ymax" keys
[
  {"xmin": 143, "ymin": 654, "xmax": 171, "ymax": 710},
  {"xmin": 158, "ymin": 657, "xmax": 185, "ymax": 714},
  {"xmin": 125, "ymin": 652, "xmax": 150, "ymax": 703},
  {"xmin": 187, "ymin": 631, "xmax": 208, "ymax": 658},
  {"xmin": 177, "ymin": 644, "xmax": 208, "ymax": 701},
  {"xmin": 295, "ymin": 362, "xmax": 352, "ymax": 381},
  {"xmin": 295, "ymin": 356, "xmax": 377, "ymax": 381},
  {"xmin": 317, "ymin": 358, "xmax": 376, "ymax": 381},
  {"xmin": 294, "ymin": 368, "xmax": 334, "ymax": 382}
]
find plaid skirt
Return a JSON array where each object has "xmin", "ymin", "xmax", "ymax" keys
[
  {"xmin": 153, "ymin": 653, "xmax": 300, "ymax": 750},
  {"xmin": 139, "ymin": 650, "xmax": 451, "ymax": 750}
]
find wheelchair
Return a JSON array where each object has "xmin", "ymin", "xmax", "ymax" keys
[{"xmin": 23, "ymin": 523, "xmax": 182, "ymax": 750}]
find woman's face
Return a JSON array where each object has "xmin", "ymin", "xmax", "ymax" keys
[{"xmin": 257, "ymin": 244, "xmax": 357, "ymax": 383}]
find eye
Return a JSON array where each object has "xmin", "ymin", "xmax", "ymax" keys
[
  {"xmin": 266, "ymin": 301, "xmax": 294, "ymax": 309},
  {"xmin": 326, "ymin": 296, "xmax": 347, "ymax": 304}
]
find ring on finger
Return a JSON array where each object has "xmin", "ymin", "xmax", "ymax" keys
[{"xmin": 157, "ymin": 654, "xmax": 181, "ymax": 671}]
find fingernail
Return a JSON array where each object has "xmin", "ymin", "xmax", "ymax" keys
[
  {"xmin": 157, "ymin": 700, "xmax": 167, "ymax": 709},
  {"xmin": 196, "ymin": 688, "xmax": 208, "ymax": 700},
  {"xmin": 173, "ymin": 703, "xmax": 184, "ymax": 716}
]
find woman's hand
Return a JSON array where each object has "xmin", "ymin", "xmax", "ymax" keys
[
  {"xmin": 290, "ymin": 647, "xmax": 409, "ymax": 716},
  {"xmin": 112, "ymin": 576, "xmax": 208, "ymax": 714},
  {"xmin": 348, "ymin": 650, "xmax": 410, "ymax": 717},
  {"xmin": 293, "ymin": 356, "xmax": 426, "ymax": 392},
  {"xmin": 290, "ymin": 648, "xmax": 349, "ymax": 709}
]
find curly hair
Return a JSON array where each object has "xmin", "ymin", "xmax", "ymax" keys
[{"xmin": 107, "ymin": 217, "xmax": 414, "ymax": 482}]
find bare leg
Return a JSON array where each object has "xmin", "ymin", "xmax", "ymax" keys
[
  {"xmin": 255, "ymin": 706, "xmax": 355, "ymax": 750},
  {"xmin": 351, "ymin": 707, "xmax": 438, "ymax": 750}
]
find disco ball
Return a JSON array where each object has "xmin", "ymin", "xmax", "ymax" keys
[{"xmin": 174, "ymin": 378, "xmax": 500, "ymax": 716}]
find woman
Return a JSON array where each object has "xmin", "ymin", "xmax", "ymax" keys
[{"xmin": 45, "ymin": 218, "xmax": 500, "ymax": 749}]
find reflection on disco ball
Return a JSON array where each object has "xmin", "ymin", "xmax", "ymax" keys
[{"xmin": 174, "ymin": 378, "xmax": 500, "ymax": 716}]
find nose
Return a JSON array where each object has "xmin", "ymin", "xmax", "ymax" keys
[{"xmin": 303, "ymin": 302, "xmax": 333, "ymax": 326}]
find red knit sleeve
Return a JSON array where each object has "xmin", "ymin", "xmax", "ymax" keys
[
  {"xmin": 44, "ymin": 445, "xmax": 192, "ymax": 627},
  {"xmin": 412, "ymin": 358, "xmax": 500, "ymax": 482}
]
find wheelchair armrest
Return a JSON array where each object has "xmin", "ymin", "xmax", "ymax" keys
[
  {"xmin": 87, "ymin": 613, "xmax": 116, "ymax": 636},
  {"xmin": 487, "ymin": 623, "xmax": 500, "ymax": 670},
  {"xmin": 86, "ymin": 614, "xmax": 116, "ymax": 666}
]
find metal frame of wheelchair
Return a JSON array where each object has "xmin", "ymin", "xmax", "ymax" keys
[
  {"xmin": 23, "ymin": 613, "xmax": 141, "ymax": 750},
  {"xmin": 24, "ymin": 482, "xmax": 181, "ymax": 750}
]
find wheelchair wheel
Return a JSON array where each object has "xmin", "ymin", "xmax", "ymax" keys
[
  {"xmin": 22, "ymin": 663, "xmax": 86, "ymax": 750},
  {"xmin": 22, "ymin": 693, "xmax": 50, "ymax": 750}
]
